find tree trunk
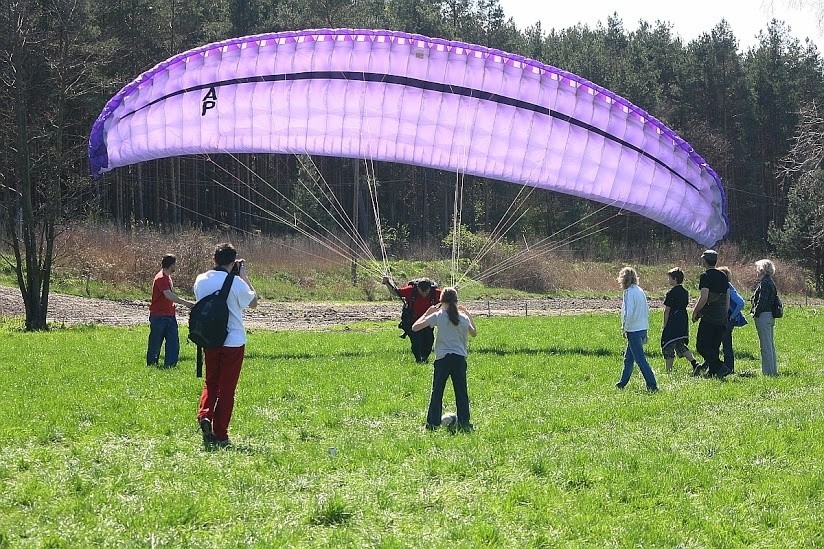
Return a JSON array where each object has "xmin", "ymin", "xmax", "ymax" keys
[
  {"xmin": 116, "ymin": 170, "xmax": 124, "ymax": 230},
  {"xmin": 171, "ymin": 156, "xmax": 180, "ymax": 228},
  {"xmin": 8, "ymin": 6, "xmax": 46, "ymax": 331},
  {"xmin": 136, "ymin": 163, "xmax": 145, "ymax": 223}
]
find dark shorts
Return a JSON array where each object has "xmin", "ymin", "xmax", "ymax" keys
[{"xmin": 662, "ymin": 340, "xmax": 690, "ymax": 359}]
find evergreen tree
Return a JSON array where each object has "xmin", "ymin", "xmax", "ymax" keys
[
  {"xmin": 772, "ymin": 101, "xmax": 824, "ymax": 295},
  {"xmin": 770, "ymin": 170, "xmax": 824, "ymax": 295}
]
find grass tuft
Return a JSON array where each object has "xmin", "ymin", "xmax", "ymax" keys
[{"xmin": 309, "ymin": 494, "xmax": 355, "ymax": 526}]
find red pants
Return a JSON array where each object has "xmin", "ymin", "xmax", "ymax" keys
[{"xmin": 198, "ymin": 345, "xmax": 244, "ymax": 441}]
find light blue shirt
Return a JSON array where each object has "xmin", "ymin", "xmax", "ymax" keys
[{"xmin": 728, "ymin": 283, "xmax": 748, "ymax": 327}]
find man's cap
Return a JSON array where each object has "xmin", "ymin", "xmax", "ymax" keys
[
  {"xmin": 417, "ymin": 279, "xmax": 432, "ymax": 290},
  {"xmin": 701, "ymin": 249, "xmax": 718, "ymax": 262}
]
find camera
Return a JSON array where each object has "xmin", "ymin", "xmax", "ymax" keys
[{"xmin": 232, "ymin": 259, "xmax": 244, "ymax": 274}]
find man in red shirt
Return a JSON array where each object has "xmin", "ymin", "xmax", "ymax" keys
[
  {"xmin": 382, "ymin": 276, "xmax": 442, "ymax": 362},
  {"xmin": 147, "ymin": 254, "xmax": 194, "ymax": 368}
]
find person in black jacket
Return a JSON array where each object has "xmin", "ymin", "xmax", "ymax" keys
[
  {"xmin": 692, "ymin": 250, "xmax": 731, "ymax": 378},
  {"xmin": 751, "ymin": 259, "xmax": 778, "ymax": 376}
]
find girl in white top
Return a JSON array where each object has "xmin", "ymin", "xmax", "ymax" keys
[
  {"xmin": 412, "ymin": 287, "xmax": 477, "ymax": 430},
  {"xmin": 616, "ymin": 267, "xmax": 658, "ymax": 391}
]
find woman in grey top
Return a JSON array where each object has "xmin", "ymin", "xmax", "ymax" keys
[
  {"xmin": 413, "ymin": 287, "xmax": 477, "ymax": 431},
  {"xmin": 751, "ymin": 259, "xmax": 778, "ymax": 376}
]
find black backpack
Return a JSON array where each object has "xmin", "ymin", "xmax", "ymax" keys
[
  {"xmin": 188, "ymin": 271, "xmax": 235, "ymax": 377},
  {"xmin": 397, "ymin": 279, "xmax": 438, "ymax": 338},
  {"xmin": 398, "ymin": 299, "xmax": 414, "ymax": 338}
]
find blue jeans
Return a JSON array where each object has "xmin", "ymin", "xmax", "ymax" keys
[
  {"xmin": 617, "ymin": 330, "xmax": 657, "ymax": 390},
  {"xmin": 427, "ymin": 353, "xmax": 470, "ymax": 426},
  {"xmin": 147, "ymin": 315, "xmax": 180, "ymax": 366}
]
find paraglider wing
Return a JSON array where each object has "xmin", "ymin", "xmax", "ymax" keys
[{"xmin": 89, "ymin": 29, "xmax": 728, "ymax": 246}]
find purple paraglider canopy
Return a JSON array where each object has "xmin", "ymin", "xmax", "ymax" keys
[{"xmin": 88, "ymin": 28, "xmax": 728, "ymax": 247}]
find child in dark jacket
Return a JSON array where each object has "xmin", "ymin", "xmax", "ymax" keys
[{"xmin": 661, "ymin": 267, "xmax": 700, "ymax": 373}]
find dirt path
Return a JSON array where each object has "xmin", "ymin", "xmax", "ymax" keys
[
  {"xmin": 0, "ymin": 285, "xmax": 636, "ymax": 330},
  {"xmin": 4, "ymin": 285, "xmax": 821, "ymax": 330}
]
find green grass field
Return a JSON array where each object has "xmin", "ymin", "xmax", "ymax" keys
[{"xmin": 1, "ymin": 309, "xmax": 822, "ymax": 547}]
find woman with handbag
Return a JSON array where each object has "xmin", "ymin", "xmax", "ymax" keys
[{"xmin": 751, "ymin": 259, "xmax": 779, "ymax": 376}]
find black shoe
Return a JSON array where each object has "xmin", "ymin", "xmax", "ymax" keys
[
  {"xmin": 692, "ymin": 362, "xmax": 707, "ymax": 377},
  {"xmin": 715, "ymin": 366, "xmax": 732, "ymax": 379},
  {"xmin": 424, "ymin": 423, "xmax": 439, "ymax": 431},
  {"xmin": 455, "ymin": 421, "xmax": 474, "ymax": 432},
  {"xmin": 199, "ymin": 417, "xmax": 215, "ymax": 446},
  {"xmin": 615, "ymin": 382, "xmax": 626, "ymax": 389},
  {"xmin": 214, "ymin": 438, "xmax": 232, "ymax": 449}
]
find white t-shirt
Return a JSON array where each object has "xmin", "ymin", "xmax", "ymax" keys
[
  {"xmin": 193, "ymin": 270, "xmax": 256, "ymax": 347},
  {"xmin": 621, "ymin": 284, "xmax": 650, "ymax": 333},
  {"xmin": 425, "ymin": 309, "xmax": 472, "ymax": 360}
]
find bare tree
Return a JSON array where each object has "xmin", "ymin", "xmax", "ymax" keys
[
  {"xmin": 779, "ymin": 0, "xmax": 824, "ymax": 29},
  {"xmin": 773, "ymin": 101, "xmax": 824, "ymax": 295},
  {"xmin": 0, "ymin": 0, "xmax": 95, "ymax": 330},
  {"xmin": 779, "ymin": 102, "xmax": 824, "ymax": 177}
]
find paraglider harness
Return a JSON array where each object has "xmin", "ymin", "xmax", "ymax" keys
[{"xmin": 397, "ymin": 279, "xmax": 438, "ymax": 338}]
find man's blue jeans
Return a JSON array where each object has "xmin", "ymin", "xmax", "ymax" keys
[
  {"xmin": 617, "ymin": 330, "xmax": 657, "ymax": 390},
  {"xmin": 147, "ymin": 315, "xmax": 179, "ymax": 366}
]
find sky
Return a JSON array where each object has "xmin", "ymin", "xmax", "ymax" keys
[{"xmin": 496, "ymin": 0, "xmax": 824, "ymax": 52}]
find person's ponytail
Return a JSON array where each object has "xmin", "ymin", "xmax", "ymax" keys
[{"xmin": 441, "ymin": 287, "xmax": 460, "ymax": 326}]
